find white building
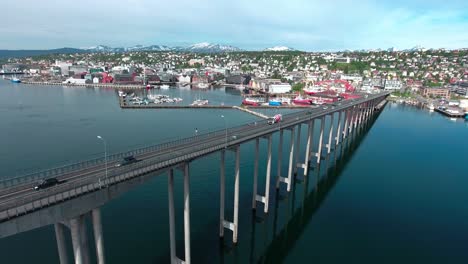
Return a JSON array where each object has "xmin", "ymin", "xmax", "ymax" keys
[
  {"xmin": 340, "ymin": 74, "xmax": 363, "ymax": 82},
  {"xmin": 269, "ymin": 83, "xmax": 292, "ymax": 94},
  {"xmin": 384, "ymin": 80, "xmax": 403, "ymax": 90}
]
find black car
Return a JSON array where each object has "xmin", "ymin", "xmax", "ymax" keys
[
  {"xmin": 34, "ymin": 178, "xmax": 59, "ymax": 190},
  {"xmin": 115, "ymin": 155, "xmax": 140, "ymax": 167}
]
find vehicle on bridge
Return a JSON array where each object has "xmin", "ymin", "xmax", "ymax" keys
[
  {"xmin": 34, "ymin": 178, "xmax": 59, "ymax": 190},
  {"xmin": 115, "ymin": 155, "xmax": 140, "ymax": 167},
  {"xmin": 267, "ymin": 114, "xmax": 282, "ymax": 125}
]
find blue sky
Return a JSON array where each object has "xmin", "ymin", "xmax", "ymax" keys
[{"xmin": 1, "ymin": 0, "xmax": 467, "ymax": 50}]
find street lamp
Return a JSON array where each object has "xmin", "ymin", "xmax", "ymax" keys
[
  {"xmin": 97, "ymin": 136, "xmax": 108, "ymax": 187},
  {"xmin": 221, "ymin": 115, "xmax": 227, "ymax": 148}
]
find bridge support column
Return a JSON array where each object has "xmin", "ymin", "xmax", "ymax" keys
[
  {"xmin": 252, "ymin": 135, "xmax": 272, "ymax": 213},
  {"xmin": 70, "ymin": 215, "xmax": 88, "ymax": 264},
  {"xmin": 233, "ymin": 146, "xmax": 240, "ymax": 243},
  {"xmin": 343, "ymin": 110, "xmax": 349, "ymax": 140},
  {"xmin": 275, "ymin": 130, "xmax": 283, "ymax": 189},
  {"xmin": 263, "ymin": 135, "xmax": 272, "ymax": 213},
  {"xmin": 54, "ymin": 223, "xmax": 69, "ymax": 264},
  {"xmin": 314, "ymin": 117, "xmax": 324, "ymax": 164},
  {"xmin": 91, "ymin": 208, "xmax": 105, "ymax": 264},
  {"xmin": 167, "ymin": 164, "xmax": 191, "ymax": 264},
  {"xmin": 219, "ymin": 150, "xmax": 225, "ymax": 238},
  {"xmin": 252, "ymin": 139, "xmax": 259, "ymax": 210},
  {"xmin": 167, "ymin": 169, "xmax": 177, "ymax": 263},
  {"xmin": 293, "ymin": 124, "xmax": 301, "ymax": 175},
  {"xmin": 301, "ymin": 119, "xmax": 314, "ymax": 176},
  {"xmin": 183, "ymin": 163, "xmax": 191, "ymax": 262},
  {"xmin": 286, "ymin": 127, "xmax": 295, "ymax": 192},
  {"xmin": 349, "ymin": 107, "xmax": 356, "ymax": 133},
  {"xmin": 326, "ymin": 114, "xmax": 335, "ymax": 154},
  {"xmin": 335, "ymin": 111, "xmax": 342, "ymax": 147},
  {"xmin": 220, "ymin": 145, "xmax": 240, "ymax": 244}
]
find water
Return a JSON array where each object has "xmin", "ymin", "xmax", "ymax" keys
[{"xmin": 1, "ymin": 79, "xmax": 468, "ymax": 263}]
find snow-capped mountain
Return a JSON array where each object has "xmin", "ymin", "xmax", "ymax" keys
[
  {"xmin": 264, "ymin": 46, "xmax": 296, "ymax": 51},
  {"xmin": 126, "ymin": 45, "xmax": 173, "ymax": 51},
  {"xmin": 82, "ymin": 45, "xmax": 125, "ymax": 52},
  {"xmin": 81, "ymin": 43, "xmax": 241, "ymax": 53},
  {"xmin": 182, "ymin": 42, "xmax": 242, "ymax": 53}
]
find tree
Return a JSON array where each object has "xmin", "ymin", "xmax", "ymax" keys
[{"xmin": 292, "ymin": 82, "xmax": 305, "ymax": 92}]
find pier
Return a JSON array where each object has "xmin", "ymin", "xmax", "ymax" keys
[
  {"xmin": 434, "ymin": 107, "xmax": 466, "ymax": 118},
  {"xmin": 0, "ymin": 92, "xmax": 390, "ymax": 264}
]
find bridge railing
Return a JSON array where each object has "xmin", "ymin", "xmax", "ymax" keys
[{"xmin": 0, "ymin": 93, "xmax": 389, "ymax": 190}]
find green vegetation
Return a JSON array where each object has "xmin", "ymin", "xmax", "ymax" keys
[
  {"xmin": 292, "ymin": 82, "xmax": 305, "ymax": 92},
  {"xmin": 392, "ymin": 91, "xmax": 413, "ymax": 98}
]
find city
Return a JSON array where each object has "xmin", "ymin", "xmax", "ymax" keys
[{"xmin": 1, "ymin": 1, "xmax": 468, "ymax": 264}]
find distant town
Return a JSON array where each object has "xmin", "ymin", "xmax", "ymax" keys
[{"xmin": 2, "ymin": 44, "xmax": 468, "ymax": 116}]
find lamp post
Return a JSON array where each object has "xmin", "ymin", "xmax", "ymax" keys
[
  {"xmin": 221, "ymin": 115, "xmax": 227, "ymax": 148},
  {"xmin": 97, "ymin": 136, "xmax": 108, "ymax": 187}
]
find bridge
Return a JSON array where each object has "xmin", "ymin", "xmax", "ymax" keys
[{"xmin": 0, "ymin": 92, "xmax": 389, "ymax": 264}]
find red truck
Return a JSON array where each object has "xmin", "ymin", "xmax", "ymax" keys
[{"xmin": 267, "ymin": 114, "xmax": 282, "ymax": 125}]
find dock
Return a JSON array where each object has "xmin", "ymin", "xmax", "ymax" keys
[
  {"xmin": 434, "ymin": 108, "xmax": 466, "ymax": 118},
  {"xmin": 232, "ymin": 106, "xmax": 269, "ymax": 119}
]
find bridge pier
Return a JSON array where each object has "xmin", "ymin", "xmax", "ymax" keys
[
  {"xmin": 343, "ymin": 109, "xmax": 349, "ymax": 140},
  {"xmin": 314, "ymin": 117, "xmax": 325, "ymax": 165},
  {"xmin": 275, "ymin": 130, "xmax": 283, "ymax": 189},
  {"xmin": 326, "ymin": 114, "xmax": 335, "ymax": 154},
  {"xmin": 54, "ymin": 223, "xmax": 69, "ymax": 264},
  {"xmin": 252, "ymin": 135, "xmax": 272, "ymax": 213},
  {"xmin": 92, "ymin": 208, "xmax": 105, "ymax": 264},
  {"xmin": 286, "ymin": 127, "xmax": 295, "ymax": 192},
  {"xmin": 293, "ymin": 124, "xmax": 301, "ymax": 175},
  {"xmin": 167, "ymin": 163, "xmax": 191, "ymax": 264},
  {"xmin": 335, "ymin": 111, "xmax": 342, "ymax": 147},
  {"xmin": 220, "ymin": 145, "xmax": 240, "ymax": 244},
  {"xmin": 70, "ymin": 215, "xmax": 89, "ymax": 264},
  {"xmin": 301, "ymin": 119, "xmax": 314, "ymax": 176}
]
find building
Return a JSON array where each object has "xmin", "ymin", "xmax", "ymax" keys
[
  {"xmin": 340, "ymin": 74, "xmax": 363, "ymax": 83},
  {"xmin": 268, "ymin": 83, "xmax": 292, "ymax": 94},
  {"xmin": 2, "ymin": 63, "xmax": 26, "ymax": 73},
  {"xmin": 420, "ymin": 87, "xmax": 450, "ymax": 99},
  {"xmin": 384, "ymin": 80, "xmax": 403, "ymax": 90},
  {"xmin": 188, "ymin": 59, "xmax": 205, "ymax": 66}
]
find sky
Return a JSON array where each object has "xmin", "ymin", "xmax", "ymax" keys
[{"xmin": 1, "ymin": 0, "xmax": 467, "ymax": 51}]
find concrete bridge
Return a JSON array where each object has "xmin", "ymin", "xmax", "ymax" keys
[{"xmin": 0, "ymin": 92, "xmax": 390, "ymax": 264}]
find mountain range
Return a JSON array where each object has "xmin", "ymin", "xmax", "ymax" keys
[
  {"xmin": 0, "ymin": 43, "xmax": 308, "ymax": 59},
  {"xmin": 81, "ymin": 42, "xmax": 242, "ymax": 53}
]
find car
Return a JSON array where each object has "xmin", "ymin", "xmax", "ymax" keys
[
  {"xmin": 322, "ymin": 106, "xmax": 329, "ymax": 110},
  {"xmin": 115, "ymin": 155, "xmax": 140, "ymax": 167},
  {"xmin": 34, "ymin": 178, "xmax": 59, "ymax": 190}
]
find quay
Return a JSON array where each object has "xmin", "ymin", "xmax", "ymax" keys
[
  {"xmin": 232, "ymin": 106, "xmax": 269, "ymax": 119},
  {"xmin": 434, "ymin": 107, "xmax": 466, "ymax": 118},
  {"xmin": 0, "ymin": 92, "xmax": 390, "ymax": 264}
]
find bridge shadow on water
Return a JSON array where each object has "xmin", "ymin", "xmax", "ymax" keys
[{"xmin": 244, "ymin": 110, "xmax": 382, "ymax": 264}]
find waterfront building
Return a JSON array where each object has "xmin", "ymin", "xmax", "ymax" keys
[{"xmin": 420, "ymin": 87, "xmax": 450, "ymax": 99}]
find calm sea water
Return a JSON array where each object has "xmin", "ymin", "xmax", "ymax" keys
[{"xmin": 0, "ymin": 79, "xmax": 467, "ymax": 263}]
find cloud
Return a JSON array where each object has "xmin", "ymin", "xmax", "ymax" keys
[{"xmin": 1, "ymin": 0, "xmax": 467, "ymax": 50}]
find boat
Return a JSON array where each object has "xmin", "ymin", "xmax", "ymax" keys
[
  {"xmin": 268, "ymin": 99, "xmax": 282, "ymax": 106},
  {"xmin": 191, "ymin": 99, "xmax": 209, "ymax": 106},
  {"xmin": 242, "ymin": 98, "xmax": 262, "ymax": 106},
  {"xmin": 292, "ymin": 96, "xmax": 312, "ymax": 105},
  {"xmin": 160, "ymin": 84, "xmax": 170, "ymax": 89},
  {"xmin": 428, "ymin": 104, "xmax": 435, "ymax": 111},
  {"xmin": 11, "ymin": 78, "xmax": 21, "ymax": 83},
  {"xmin": 197, "ymin": 83, "xmax": 209, "ymax": 89}
]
